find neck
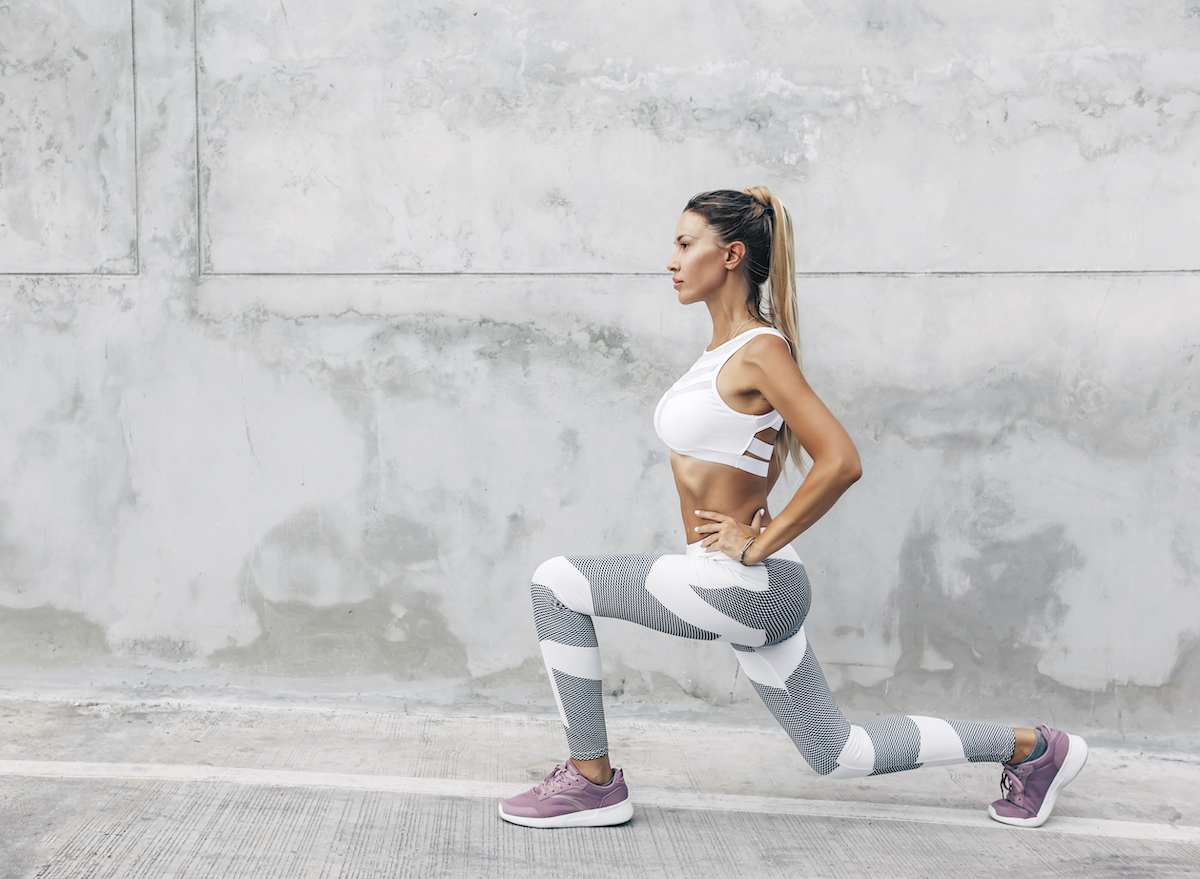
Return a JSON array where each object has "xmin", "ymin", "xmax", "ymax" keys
[{"xmin": 706, "ymin": 301, "xmax": 762, "ymax": 348}]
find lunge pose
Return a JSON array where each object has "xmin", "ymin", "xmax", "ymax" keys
[{"xmin": 499, "ymin": 188, "xmax": 1087, "ymax": 829}]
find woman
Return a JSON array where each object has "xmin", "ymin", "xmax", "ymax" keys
[{"xmin": 499, "ymin": 188, "xmax": 1087, "ymax": 829}]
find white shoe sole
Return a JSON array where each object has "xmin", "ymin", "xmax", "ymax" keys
[
  {"xmin": 498, "ymin": 798, "xmax": 634, "ymax": 828},
  {"xmin": 988, "ymin": 734, "xmax": 1088, "ymax": 828}
]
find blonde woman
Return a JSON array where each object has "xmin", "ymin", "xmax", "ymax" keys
[{"xmin": 499, "ymin": 188, "xmax": 1087, "ymax": 828}]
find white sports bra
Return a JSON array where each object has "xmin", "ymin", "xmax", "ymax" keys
[{"xmin": 653, "ymin": 328, "xmax": 786, "ymax": 478}]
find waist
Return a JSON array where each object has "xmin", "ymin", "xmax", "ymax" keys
[
  {"xmin": 685, "ymin": 541, "xmax": 801, "ymax": 564},
  {"xmin": 671, "ymin": 451, "xmax": 773, "ymax": 504}
]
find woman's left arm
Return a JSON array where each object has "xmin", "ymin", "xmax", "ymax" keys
[{"xmin": 698, "ymin": 335, "xmax": 862, "ymax": 564}]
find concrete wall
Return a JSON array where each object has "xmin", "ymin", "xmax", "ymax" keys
[{"xmin": 2, "ymin": 0, "xmax": 1199, "ymax": 737}]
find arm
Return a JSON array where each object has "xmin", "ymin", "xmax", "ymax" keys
[{"xmin": 698, "ymin": 335, "xmax": 862, "ymax": 564}]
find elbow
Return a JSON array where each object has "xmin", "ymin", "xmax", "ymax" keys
[
  {"xmin": 837, "ymin": 454, "xmax": 862, "ymax": 487},
  {"xmin": 810, "ymin": 446, "xmax": 862, "ymax": 488}
]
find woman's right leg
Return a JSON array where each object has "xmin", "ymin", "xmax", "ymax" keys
[
  {"xmin": 733, "ymin": 624, "xmax": 1088, "ymax": 827},
  {"xmin": 731, "ymin": 626, "xmax": 1018, "ymax": 778}
]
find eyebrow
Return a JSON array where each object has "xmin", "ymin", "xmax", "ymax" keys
[{"xmin": 675, "ymin": 233, "xmax": 695, "ymax": 243}]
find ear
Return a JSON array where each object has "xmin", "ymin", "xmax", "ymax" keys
[{"xmin": 724, "ymin": 241, "xmax": 746, "ymax": 271}]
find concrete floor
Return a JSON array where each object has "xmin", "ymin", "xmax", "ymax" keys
[{"xmin": 2, "ymin": 697, "xmax": 1199, "ymax": 878}]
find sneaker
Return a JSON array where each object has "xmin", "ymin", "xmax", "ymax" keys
[
  {"xmin": 499, "ymin": 761, "xmax": 633, "ymax": 828},
  {"xmin": 988, "ymin": 725, "xmax": 1088, "ymax": 828}
]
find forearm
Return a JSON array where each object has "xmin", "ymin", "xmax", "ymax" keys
[{"xmin": 742, "ymin": 457, "xmax": 860, "ymax": 564}]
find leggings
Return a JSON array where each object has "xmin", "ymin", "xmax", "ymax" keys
[{"xmin": 531, "ymin": 543, "xmax": 1015, "ymax": 777}]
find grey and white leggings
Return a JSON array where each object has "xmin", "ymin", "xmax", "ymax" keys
[{"xmin": 531, "ymin": 543, "xmax": 1015, "ymax": 777}]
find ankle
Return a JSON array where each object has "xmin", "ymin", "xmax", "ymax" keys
[
  {"xmin": 1008, "ymin": 728, "xmax": 1047, "ymax": 766},
  {"xmin": 581, "ymin": 768, "xmax": 613, "ymax": 785},
  {"xmin": 570, "ymin": 758, "xmax": 613, "ymax": 786}
]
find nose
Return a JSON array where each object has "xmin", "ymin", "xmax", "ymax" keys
[{"xmin": 667, "ymin": 252, "xmax": 679, "ymax": 272}]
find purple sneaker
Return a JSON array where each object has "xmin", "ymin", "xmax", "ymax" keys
[
  {"xmin": 988, "ymin": 725, "xmax": 1088, "ymax": 828},
  {"xmin": 499, "ymin": 761, "xmax": 633, "ymax": 828}
]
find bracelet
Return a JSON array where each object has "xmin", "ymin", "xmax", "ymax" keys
[{"xmin": 739, "ymin": 536, "xmax": 757, "ymax": 565}]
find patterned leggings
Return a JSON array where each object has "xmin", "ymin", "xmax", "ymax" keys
[{"xmin": 531, "ymin": 543, "xmax": 1015, "ymax": 777}]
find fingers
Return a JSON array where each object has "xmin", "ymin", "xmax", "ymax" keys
[
  {"xmin": 695, "ymin": 521, "xmax": 729, "ymax": 547},
  {"xmin": 693, "ymin": 509, "xmax": 765, "ymax": 554}
]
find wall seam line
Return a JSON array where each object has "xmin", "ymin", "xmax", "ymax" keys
[
  {"xmin": 190, "ymin": 270, "xmax": 1200, "ymax": 279},
  {"xmin": 192, "ymin": 0, "xmax": 203, "ymax": 281},
  {"xmin": 129, "ymin": 0, "xmax": 141, "ymax": 276}
]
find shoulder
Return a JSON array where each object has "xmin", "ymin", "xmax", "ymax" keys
[
  {"xmin": 735, "ymin": 331, "xmax": 807, "ymax": 394},
  {"xmin": 738, "ymin": 331, "xmax": 795, "ymax": 368}
]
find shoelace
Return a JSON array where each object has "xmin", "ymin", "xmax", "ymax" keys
[
  {"xmin": 533, "ymin": 763, "xmax": 575, "ymax": 796},
  {"xmin": 998, "ymin": 764, "xmax": 1025, "ymax": 800}
]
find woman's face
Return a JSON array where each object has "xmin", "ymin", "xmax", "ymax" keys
[{"xmin": 667, "ymin": 211, "xmax": 734, "ymax": 305}]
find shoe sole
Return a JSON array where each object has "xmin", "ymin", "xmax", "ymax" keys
[
  {"xmin": 498, "ymin": 798, "xmax": 634, "ymax": 829},
  {"xmin": 988, "ymin": 734, "xmax": 1088, "ymax": 828}
]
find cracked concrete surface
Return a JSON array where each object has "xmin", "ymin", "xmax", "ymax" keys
[{"xmin": 2, "ymin": 698, "xmax": 1199, "ymax": 878}]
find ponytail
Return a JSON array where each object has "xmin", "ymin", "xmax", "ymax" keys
[{"xmin": 741, "ymin": 186, "xmax": 806, "ymax": 474}]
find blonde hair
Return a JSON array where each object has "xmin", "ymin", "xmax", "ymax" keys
[{"xmin": 683, "ymin": 187, "xmax": 806, "ymax": 473}]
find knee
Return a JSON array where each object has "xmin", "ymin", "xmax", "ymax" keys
[
  {"xmin": 822, "ymin": 725, "xmax": 874, "ymax": 779},
  {"xmin": 799, "ymin": 737, "xmax": 847, "ymax": 777},
  {"xmin": 531, "ymin": 556, "xmax": 594, "ymax": 615},
  {"xmin": 794, "ymin": 722, "xmax": 868, "ymax": 779},
  {"xmin": 532, "ymin": 556, "xmax": 567, "ymax": 587}
]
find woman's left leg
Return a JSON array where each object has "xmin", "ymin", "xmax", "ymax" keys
[
  {"xmin": 527, "ymin": 553, "xmax": 729, "ymax": 763},
  {"xmin": 502, "ymin": 548, "xmax": 810, "ymax": 827},
  {"xmin": 501, "ymin": 551, "xmax": 731, "ymax": 827}
]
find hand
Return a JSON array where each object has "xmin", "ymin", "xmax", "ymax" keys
[{"xmin": 694, "ymin": 508, "xmax": 764, "ymax": 562}]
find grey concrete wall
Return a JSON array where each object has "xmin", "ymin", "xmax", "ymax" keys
[{"xmin": 1, "ymin": 0, "xmax": 1198, "ymax": 737}]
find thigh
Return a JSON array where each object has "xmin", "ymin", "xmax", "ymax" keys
[
  {"xmin": 563, "ymin": 553, "xmax": 723, "ymax": 642},
  {"xmin": 565, "ymin": 552, "xmax": 801, "ymax": 648}
]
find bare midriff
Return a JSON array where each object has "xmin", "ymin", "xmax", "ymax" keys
[{"xmin": 671, "ymin": 426, "xmax": 780, "ymax": 544}]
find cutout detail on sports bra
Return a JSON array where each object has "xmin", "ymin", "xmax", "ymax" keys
[{"xmin": 653, "ymin": 328, "xmax": 787, "ymax": 477}]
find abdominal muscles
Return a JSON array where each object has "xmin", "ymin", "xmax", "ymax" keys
[{"xmin": 670, "ymin": 451, "xmax": 779, "ymax": 544}]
